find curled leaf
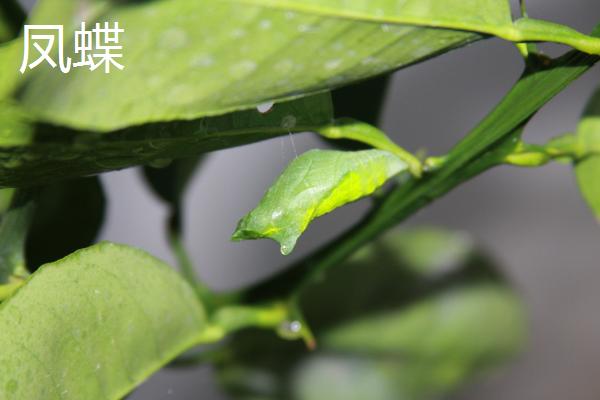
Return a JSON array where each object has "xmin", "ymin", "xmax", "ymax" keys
[{"xmin": 232, "ymin": 149, "xmax": 407, "ymax": 254}]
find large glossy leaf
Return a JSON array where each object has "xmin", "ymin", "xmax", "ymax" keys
[
  {"xmin": 575, "ymin": 88, "xmax": 600, "ymax": 220},
  {"xmin": 25, "ymin": 177, "xmax": 105, "ymax": 269},
  {"xmin": 18, "ymin": 0, "xmax": 600, "ymax": 131},
  {"xmin": 217, "ymin": 228, "xmax": 524, "ymax": 400},
  {"xmin": 248, "ymin": 0, "xmax": 600, "ymax": 53},
  {"xmin": 0, "ymin": 94, "xmax": 332, "ymax": 187},
  {"xmin": 17, "ymin": 0, "xmax": 479, "ymax": 131},
  {"xmin": 232, "ymin": 149, "xmax": 407, "ymax": 255},
  {"xmin": 0, "ymin": 242, "xmax": 206, "ymax": 400}
]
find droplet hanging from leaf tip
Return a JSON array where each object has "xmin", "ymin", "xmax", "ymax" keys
[{"xmin": 257, "ymin": 101, "xmax": 274, "ymax": 114}]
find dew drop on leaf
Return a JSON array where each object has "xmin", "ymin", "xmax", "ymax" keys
[
  {"xmin": 257, "ymin": 101, "xmax": 275, "ymax": 114},
  {"xmin": 277, "ymin": 320, "xmax": 303, "ymax": 340}
]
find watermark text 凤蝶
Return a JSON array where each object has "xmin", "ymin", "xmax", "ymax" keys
[{"xmin": 20, "ymin": 22, "xmax": 125, "ymax": 74}]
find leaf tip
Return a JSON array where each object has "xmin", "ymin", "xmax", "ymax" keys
[{"xmin": 279, "ymin": 240, "xmax": 296, "ymax": 256}]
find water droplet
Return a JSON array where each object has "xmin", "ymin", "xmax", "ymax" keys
[
  {"xmin": 167, "ymin": 84, "xmax": 196, "ymax": 105},
  {"xmin": 332, "ymin": 41, "xmax": 344, "ymax": 51},
  {"xmin": 259, "ymin": 19, "xmax": 272, "ymax": 30},
  {"xmin": 229, "ymin": 60, "xmax": 257, "ymax": 77},
  {"xmin": 274, "ymin": 59, "xmax": 294, "ymax": 73},
  {"xmin": 277, "ymin": 320, "xmax": 303, "ymax": 339},
  {"xmin": 325, "ymin": 59, "xmax": 342, "ymax": 70},
  {"xmin": 361, "ymin": 56, "xmax": 377, "ymax": 65},
  {"xmin": 230, "ymin": 28, "xmax": 246, "ymax": 38},
  {"xmin": 297, "ymin": 24, "xmax": 313, "ymax": 33},
  {"xmin": 257, "ymin": 101, "xmax": 274, "ymax": 114},
  {"xmin": 159, "ymin": 27, "xmax": 189, "ymax": 50},
  {"xmin": 190, "ymin": 54, "xmax": 214, "ymax": 68},
  {"xmin": 281, "ymin": 115, "xmax": 297, "ymax": 130},
  {"xmin": 148, "ymin": 75, "xmax": 162, "ymax": 87},
  {"xmin": 271, "ymin": 209, "xmax": 283, "ymax": 219}
]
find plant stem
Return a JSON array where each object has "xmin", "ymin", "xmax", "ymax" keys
[
  {"xmin": 168, "ymin": 209, "xmax": 216, "ymax": 309},
  {"xmin": 242, "ymin": 46, "xmax": 600, "ymax": 303}
]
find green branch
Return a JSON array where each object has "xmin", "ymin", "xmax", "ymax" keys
[{"xmin": 242, "ymin": 38, "xmax": 600, "ymax": 303}]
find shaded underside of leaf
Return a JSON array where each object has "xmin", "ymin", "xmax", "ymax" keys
[
  {"xmin": 0, "ymin": 242, "xmax": 206, "ymax": 400},
  {"xmin": 26, "ymin": 177, "xmax": 105, "ymax": 270},
  {"xmin": 0, "ymin": 190, "xmax": 33, "ymax": 282},
  {"xmin": 0, "ymin": 94, "xmax": 332, "ymax": 187},
  {"xmin": 232, "ymin": 149, "xmax": 407, "ymax": 254}
]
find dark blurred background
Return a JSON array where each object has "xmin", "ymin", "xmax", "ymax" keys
[{"xmin": 19, "ymin": 0, "xmax": 600, "ymax": 398}]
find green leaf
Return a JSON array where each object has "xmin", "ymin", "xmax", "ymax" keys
[
  {"xmin": 574, "ymin": 88, "xmax": 600, "ymax": 220},
  {"xmin": 18, "ymin": 0, "xmax": 478, "ymax": 130},
  {"xmin": 232, "ymin": 149, "xmax": 408, "ymax": 255},
  {"xmin": 331, "ymin": 75, "xmax": 391, "ymax": 125},
  {"xmin": 16, "ymin": 1, "xmax": 600, "ymax": 131},
  {"xmin": 142, "ymin": 157, "xmax": 202, "ymax": 208},
  {"xmin": 0, "ymin": 94, "xmax": 332, "ymax": 187},
  {"xmin": 0, "ymin": 100, "xmax": 34, "ymax": 147},
  {"xmin": 245, "ymin": 26, "xmax": 600, "ymax": 303},
  {"xmin": 0, "ymin": 190, "xmax": 33, "ymax": 283},
  {"xmin": 247, "ymin": 0, "xmax": 600, "ymax": 53},
  {"xmin": 577, "ymin": 88, "xmax": 600, "ymax": 155},
  {"xmin": 0, "ymin": 242, "xmax": 206, "ymax": 400},
  {"xmin": 318, "ymin": 118, "xmax": 422, "ymax": 176},
  {"xmin": 217, "ymin": 228, "xmax": 524, "ymax": 400},
  {"xmin": 0, "ymin": 41, "xmax": 22, "ymax": 100},
  {"xmin": 142, "ymin": 158, "xmax": 207, "ymax": 297},
  {"xmin": 575, "ymin": 156, "xmax": 600, "ymax": 221},
  {"xmin": 22, "ymin": 0, "xmax": 600, "ymax": 130},
  {"xmin": 26, "ymin": 177, "xmax": 106, "ymax": 269}
]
